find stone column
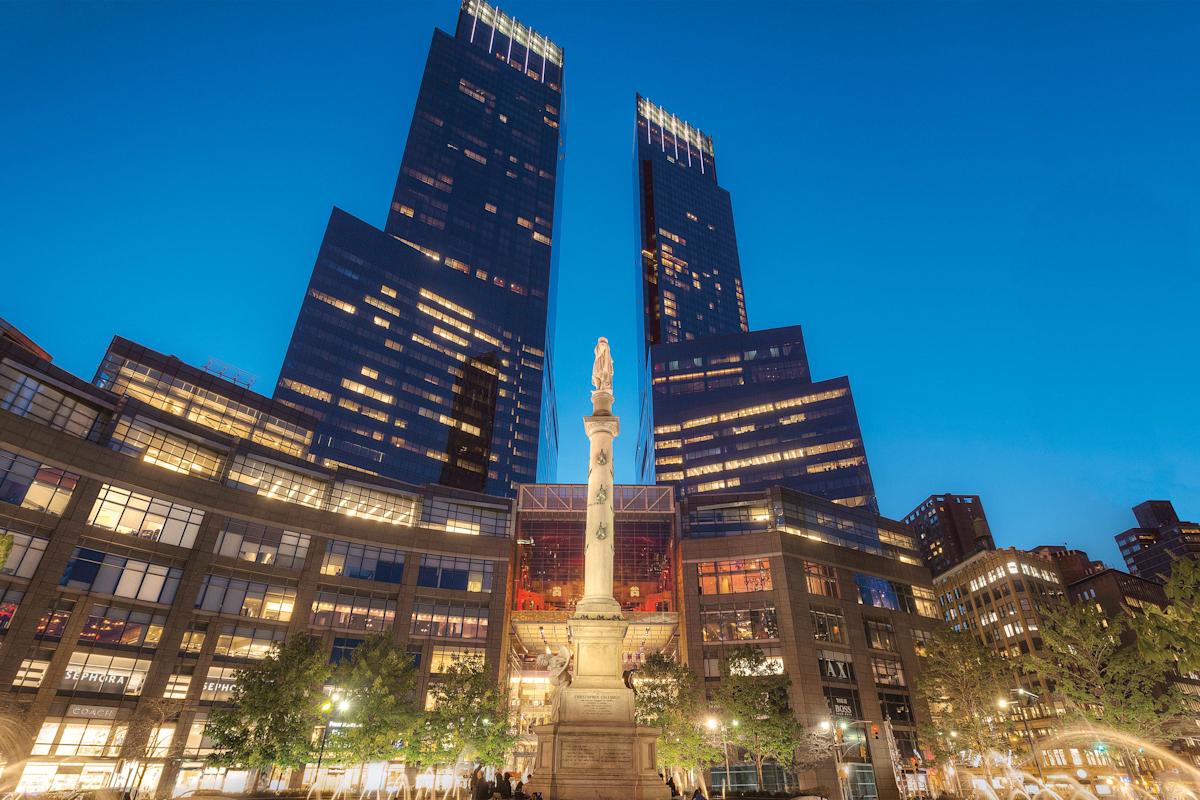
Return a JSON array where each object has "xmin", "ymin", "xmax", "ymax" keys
[{"xmin": 575, "ymin": 388, "xmax": 620, "ymax": 617}]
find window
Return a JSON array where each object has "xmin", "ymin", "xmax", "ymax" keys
[
  {"xmin": 88, "ymin": 484, "xmax": 204, "ymax": 548},
  {"xmin": 910, "ymin": 585, "xmax": 940, "ymax": 618},
  {"xmin": 0, "ymin": 586, "xmax": 23, "ymax": 630},
  {"xmin": 0, "ymin": 527, "xmax": 48, "ymax": 578},
  {"xmin": 700, "ymin": 603, "xmax": 779, "ymax": 642},
  {"xmin": 429, "ymin": 645, "xmax": 485, "ymax": 673},
  {"xmin": 811, "ymin": 608, "xmax": 847, "ymax": 644},
  {"xmin": 317, "ymin": 637, "xmax": 360, "ymax": 668},
  {"xmin": 320, "ymin": 539, "xmax": 406, "ymax": 583},
  {"xmin": 31, "ymin": 718, "xmax": 124, "ymax": 757},
  {"xmin": 703, "ymin": 645, "xmax": 784, "ymax": 678},
  {"xmin": 0, "ymin": 362, "xmax": 101, "ymax": 439},
  {"xmin": 212, "ymin": 624, "xmax": 287, "ymax": 660},
  {"xmin": 78, "ymin": 604, "xmax": 166, "ymax": 649},
  {"xmin": 61, "ymin": 547, "xmax": 183, "ymax": 604},
  {"xmin": 818, "ymin": 649, "xmax": 855, "ymax": 681},
  {"xmin": 911, "ymin": 628, "xmax": 936, "ymax": 656},
  {"xmin": 200, "ymin": 665, "xmax": 240, "ymax": 702},
  {"xmin": 35, "ymin": 597, "xmax": 77, "ymax": 640},
  {"xmin": 215, "ymin": 519, "xmax": 310, "ymax": 570},
  {"xmin": 310, "ymin": 589, "xmax": 396, "ymax": 632},
  {"xmin": 864, "ymin": 618, "xmax": 897, "ymax": 651},
  {"xmin": 196, "ymin": 574, "xmax": 296, "ymax": 621},
  {"xmin": 871, "ymin": 656, "xmax": 906, "ymax": 686},
  {"xmin": 823, "ymin": 686, "xmax": 863, "ymax": 720},
  {"xmin": 805, "ymin": 561, "xmax": 839, "ymax": 597},
  {"xmin": 854, "ymin": 573, "xmax": 900, "ymax": 610},
  {"xmin": 697, "ymin": 559, "xmax": 773, "ymax": 595},
  {"xmin": 59, "ymin": 651, "xmax": 153, "ymax": 696},
  {"xmin": 410, "ymin": 600, "xmax": 489, "ymax": 639},
  {"xmin": 180, "ymin": 620, "xmax": 207, "ymax": 654},
  {"xmin": 15, "ymin": 653, "xmax": 52, "ymax": 688},
  {"xmin": 0, "ymin": 449, "xmax": 78, "ymax": 515},
  {"xmin": 330, "ymin": 481, "xmax": 419, "ymax": 525},
  {"xmin": 417, "ymin": 555, "xmax": 494, "ymax": 592},
  {"xmin": 423, "ymin": 498, "xmax": 510, "ymax": 537},
  {"xmin": 109, "ymin": 417, "xmax": 223, "ymax": 479},
  {"xmin": 879, "ymin": 692, "xmax": 914, "ymax": 724},
  {"xmin": 227, "ymin": 455, "xmax": 327, "ymax": 509},
  {"xmin": 163, "ymin": 665, "xmax": 194, "ymax": 699}
]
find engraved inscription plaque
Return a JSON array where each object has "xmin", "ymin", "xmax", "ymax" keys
[{"xmin": 558, "ymin": 738, "xmax": 635, "ymax": 769}]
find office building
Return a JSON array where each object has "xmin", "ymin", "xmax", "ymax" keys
[
  {"xmin": 1115, "ymin": 500, "xmax": 1200, "ymax": 581},
  {"xmin": 903, "ymin": 494, "xmax": 995, "ymax": 576},
  {"xmin": 1029, "ymin": 545, "xmax": 1103, "ymax": 585},
  {"xmin": 275, "ymin": 0, "xmax": 565, "ymax": 496},
  {"xmin": 679, "ymin": 486, "xmax": 940, "ymax": 800},
  {"xmin": 643, "ymin": 326, "xmax": 876, "ymax": 507},
  {"xmin": 632, "ymin": 100, "xmax": 876, "ymax": 508},
  {"xmin": 932, "ymin": 548, "xmax": 1086, "ymax": 778},
  {"xmin": 0, "ymin": 334, "xmax": 514, "ymax": 795}
]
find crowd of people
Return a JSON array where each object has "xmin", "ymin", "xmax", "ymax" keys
[{"xmin": 469, "ymin": 769, "xmax": 532, "ymax": 800}]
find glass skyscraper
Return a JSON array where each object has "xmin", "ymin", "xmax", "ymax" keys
[
  {"xmin": 634, "ymin": 98, "xmax": 876, "ymax": 509},
  {"xmin": 276, "ymin": 0, "xmax": 564, "ymax": 496}
]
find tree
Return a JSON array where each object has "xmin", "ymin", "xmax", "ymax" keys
[
  {"xmin": 634, "ymin": 654, "xmax": 721, "ymax": 790},
  {"xmin": 1027, "ymin": 603, "xmax": 1189, "ymax": 759},
  {"xmin": 914, "ymin": 629, "xmax": 1016, "ymax": 777},
  {"xmin": 713, "ymin": 646, "xmax": 808, "ymax": 791},
  {"xmin": 325, "ymin": 635, "xmax": 420, "ymax": 785},
  {"xmin": 119, "ymin": 697, "xmax": 183, "ymax": 796},
  {"xmin": 1136, "ymin": 557, "xmax": 1200, "ymax": 674},
  {"xmin": 206, "ymin": 633, "xmax": 331, "ymax": 789},
  {"xmin": 403, "ymin": 654, "xmax": 515, "ymax": 798}
]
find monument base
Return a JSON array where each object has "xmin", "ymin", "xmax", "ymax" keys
[{"xmin": 529, "ymin": 721, "xmax": 671, "ymax": 800}]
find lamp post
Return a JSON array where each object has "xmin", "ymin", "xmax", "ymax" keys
[
  {"xmin": 316, "ymin": 694, "xmax": 351, "ymax": 773},
  {"xmin": 998, "ymin": 689, "xmax": 1045, "ymax": 783},
  {"xmin": 706, "ymin": 717, "xmax": 738, "ymax": 798},
  {"xmin": 819, "ymin": 719, "xmax": 871, "ymax": 800}
]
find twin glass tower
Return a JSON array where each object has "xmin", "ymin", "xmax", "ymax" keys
[{"xmin": 276, "ymin": 0, "xmax": 875, "ymax": 510}]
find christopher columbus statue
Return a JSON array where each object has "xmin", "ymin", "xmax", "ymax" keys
[{"xmin": 592, "ymin": 336, "xmax": 613, "ymax": 392}]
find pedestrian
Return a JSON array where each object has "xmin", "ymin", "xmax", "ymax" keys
[
  {"xmin": 666, "ymin": 775, "xmax": 678, "ymax": 797},
  {"xmin": 514, "ymin": 777, "xmax": 526, "ymax": 799},
  {"xmin": 497, "ymin": 769, "xmax": 512, "ymax": 799},
  {"xmin": 472, "ymin": 770, "xmax": 491, "ymax": 800},
  {"xmin": 691, "ymin": 786, "xmax": 705, "ymax": 800}
]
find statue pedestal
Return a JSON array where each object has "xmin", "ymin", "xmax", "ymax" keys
[{"xmin": 530, "ymin": 617, "xmax": 669, "ymax": 800}]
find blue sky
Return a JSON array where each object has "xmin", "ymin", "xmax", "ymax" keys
[{"xmin": 3, "ymin": 1, "xmax": 1198, "ymax": 567}]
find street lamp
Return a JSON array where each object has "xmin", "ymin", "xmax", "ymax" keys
[
  {"xmin": 316, "ymin": 693, "xmax": 350, "ymax": 773},
  {"xmin": 998, "ymin": 690, "xmax": 1045, "ymax": 783},
  {"xmin": 706, "ymin": 716, "xmax": 737, "ymax": 798},
  {"xmin": 819, "ymin": 720, "xmax": 871, "ymax": 800}
]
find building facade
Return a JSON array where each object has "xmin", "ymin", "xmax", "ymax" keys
[
  {"xmin": 507, "ymin": 484, "xmax": 678, "ymax": 766},
  {"xmin": 631, "ymin": 101, "xmax": 876, "ymax": 509},
  {"xmin": 1115, "ymin": 500, "xmax": 1200, "ymax": 581},
  {"xmin": 931, "ymin": 548, "xmax": 1085, "ymax": 778},
  {"xmin": 0, "ymin": 336, "xmax": 515, "ymax": 795},
  {"xmin": 679, "ymin": 486, "xmax": 940, "ymax": 800},
  {"xmin": 903, "ymin": 494, "xmax": 995, "ymax": 577},
  {"xmin": 275, "ymin": 0, "xmax": 565, "ymax": 496},
  {"xmin": 643, "ymin": 327, "xmax": 877, "ymax": 508}
]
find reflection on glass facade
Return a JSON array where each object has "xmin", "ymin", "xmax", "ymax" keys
[
  {"xmin": 682, "ymin": 485, "xmax": 924, "ymax": 566},
  {"xmin": 515, "ymin": 485, "xmax": 675, "ymax": 612},
  {"xmin": 275, "ymin": 0, "xmax": 564, "ymax": 496},
  {"xmin": 644, "ymin": 326, "xmax": 877, "ymax": 509}
]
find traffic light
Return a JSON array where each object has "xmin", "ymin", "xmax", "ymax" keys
[{"xmin": 872, "ymin": 724, "xmax": 880, "ymax": 741}]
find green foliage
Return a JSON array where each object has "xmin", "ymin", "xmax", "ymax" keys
[
  {"xmin": 1136, "ymin": 557, "xmax": 1200, "ymax": 675},
  {"xmin": 713, "ymin": 646, "xmax": 809, "ymax": 789},
  {"xmin": 206, "ymin": 634, "xmax": 331, "ymax": 773},
  {"xmin": 417, "ymin": 654, "xmax": 517, "ymax": 768},
  {"xmin": 0, "ymin": 532, "xmax": 13, "ymax": 570},
  {"xmin": 914, "ymin": 628, "xmax": 1016, "ymax": 766},
  {"xmin": 325, "ymin": 634, "xmax": 420, "ymax": 765},
  {"xmin": 634, "ymin": 654, "xmax": 721, "ymax": 774},
  {"xmin": 1027, "ymin": 602, "xmax": 1188, "ymax": 751}
]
